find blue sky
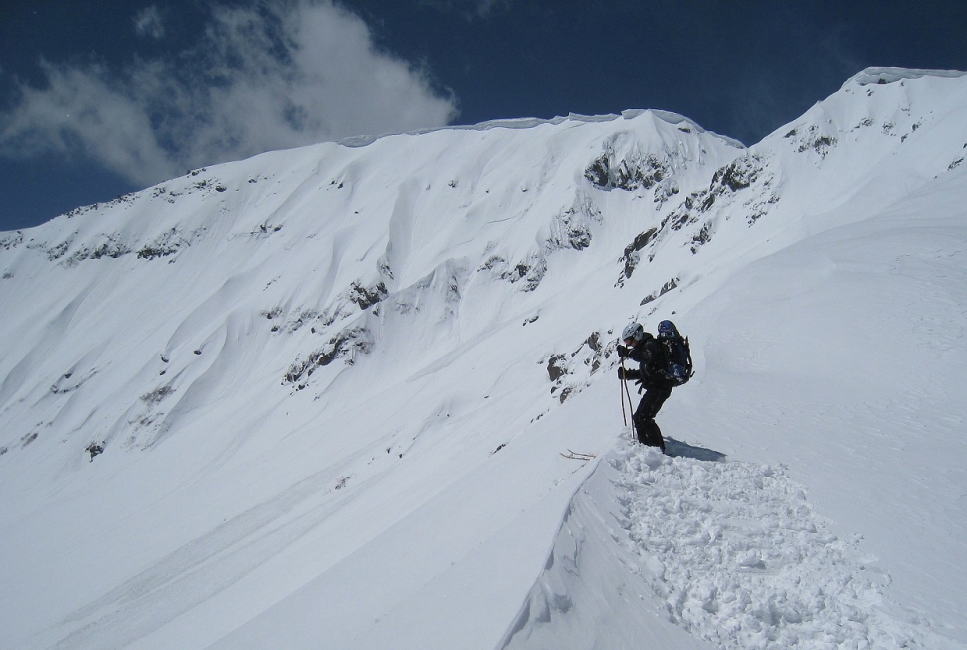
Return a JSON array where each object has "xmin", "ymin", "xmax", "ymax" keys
[{"xmin": 1, "ymin": 0, "xmax": 965, "ymax": 231}]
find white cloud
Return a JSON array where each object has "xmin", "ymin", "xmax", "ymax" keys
[
  {"xmin": 1, "ymin": 61, "xmax": 176, "ymax": 182},
  {"xmin": 0, "ymin": 1, "xmax": 458, "ymax": 186},
  {"xmin": 134, "ymin": 5, "xmax": 165, "ymax": 39}
]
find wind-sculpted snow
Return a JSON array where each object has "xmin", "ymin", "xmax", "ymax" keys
[
  {"xmin": 337, "ymin": 108, "xmax": 745, "ymax": 151},
  {"xmin": 845, "ymin": 66, "xmax": 967, "ymax": 88}
]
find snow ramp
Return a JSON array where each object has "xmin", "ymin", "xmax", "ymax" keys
[{"xmin": 500, "ymin": 440, "xmax": 946, "ymax": 650}]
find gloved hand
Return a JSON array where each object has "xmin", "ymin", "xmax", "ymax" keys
[
  {"xmin": 619, "ymin": 366, "xmax": 641, "ymax": 381},
  {"xmin": 617, "ymin": 345, "xmax": 630, "ymax": 358}
]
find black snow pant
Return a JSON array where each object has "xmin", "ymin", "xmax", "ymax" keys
[{"xmin": 633, "ymin": 384, "xmax": 672, "ymax": 451}]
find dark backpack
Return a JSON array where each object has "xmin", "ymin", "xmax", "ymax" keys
[{"xmin": 656, "ymin": 320, "xmax": 693, "ymax": 386}]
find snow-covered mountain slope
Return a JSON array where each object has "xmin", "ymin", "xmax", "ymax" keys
[{"xmin": 1, "ymin": 67, "xmax": 966, "ymax": 649}]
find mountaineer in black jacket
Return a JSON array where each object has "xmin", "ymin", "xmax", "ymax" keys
[{"xmin": 617, "ymin": 322, "xmax": 673, "ymax": 451}]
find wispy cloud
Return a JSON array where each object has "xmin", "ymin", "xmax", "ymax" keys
[
  {"xmin": 133, "ymin": 5, "xmax": 165, "ymax": 39},
  {"xmin": 0, "ymin": 1, "xmax": 458, "ymax": 186}
]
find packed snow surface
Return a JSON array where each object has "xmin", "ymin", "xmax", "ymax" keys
[{"xmin": 1, "ymin": 67, "xmax": 966, "ymax": 649}]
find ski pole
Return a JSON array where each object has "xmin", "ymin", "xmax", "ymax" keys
[
  {"xmin": 620, "ymin": 358, "xmax": 638, "ymax": 442},
  {"xmin": 620, "ymin": 359, "xmax": 628, "ymax": 426}
]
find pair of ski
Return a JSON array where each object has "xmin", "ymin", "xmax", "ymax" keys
[{"xmin": 560, "ymin": 449, "xmax": 596, "ymax": 461}]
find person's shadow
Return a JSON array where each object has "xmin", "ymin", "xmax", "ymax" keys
[{"xmin": 665, "ymin": 437, "xmax": 727, "ymax": 462}]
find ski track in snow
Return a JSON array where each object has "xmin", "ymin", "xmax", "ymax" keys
[
  {"xmin": 44, "ymin": 464, "xmax": 354, "ymax": 649},
  {"xmin": 611, "ymin": 444, "xmax": 938, "ymax": 649}
]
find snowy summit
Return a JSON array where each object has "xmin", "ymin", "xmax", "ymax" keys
[{"xmin": 1, "ymin": 67, "xmax": 966, "ymax": 649}]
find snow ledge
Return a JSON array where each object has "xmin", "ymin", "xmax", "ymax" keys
[{"xmin": 843, "ymin": 66, "xmax": 967, "ymax": 88}]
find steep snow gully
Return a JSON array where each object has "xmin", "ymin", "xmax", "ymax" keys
[{"xmin": 501, "ymin": 441, "xmax": 944, "ymax": 649}]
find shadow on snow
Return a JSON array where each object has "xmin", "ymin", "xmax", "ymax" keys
[{"xmin": 664, "ymin": 437, "xmax": 727, "ymax": 462}]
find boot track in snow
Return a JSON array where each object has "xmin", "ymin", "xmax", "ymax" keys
[{"xmin": 503, "ymin": 439, "xmax": 944, "ymax": 649}]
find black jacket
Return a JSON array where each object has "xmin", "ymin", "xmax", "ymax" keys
[{"xmin": 623, "ymin": 335, "xmax": 673, "ymax": 389}]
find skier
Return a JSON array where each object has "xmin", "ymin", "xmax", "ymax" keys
[{"xmin": 617, "ymin": 321, "xmax": 677, "ymax": 451}]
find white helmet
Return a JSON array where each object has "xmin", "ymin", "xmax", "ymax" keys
[{"xmin": 621, "ymin": 322, "xmax": 644, "ymax": 344}]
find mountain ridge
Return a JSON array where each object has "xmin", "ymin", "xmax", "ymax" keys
[{"xmin": 1, "ymin": 67, "xmax": 966, "ymax": 648}]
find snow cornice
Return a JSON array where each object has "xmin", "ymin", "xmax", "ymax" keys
[
  {"xmin": 337, "ymin": 109, "xmax": 745, "ymax": 150},
  {"xmin": 842, "ymin": 66, "xmax": 967, "ymax": 89}
]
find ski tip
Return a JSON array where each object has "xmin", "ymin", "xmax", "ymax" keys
[{"xmin": 561, "ymin": 449, "xmax": 597, "ymax": 460}]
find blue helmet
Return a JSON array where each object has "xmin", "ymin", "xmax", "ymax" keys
[{"xmin": 657, "ymin": 320, "xmax": 679, "ymax": 339}]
